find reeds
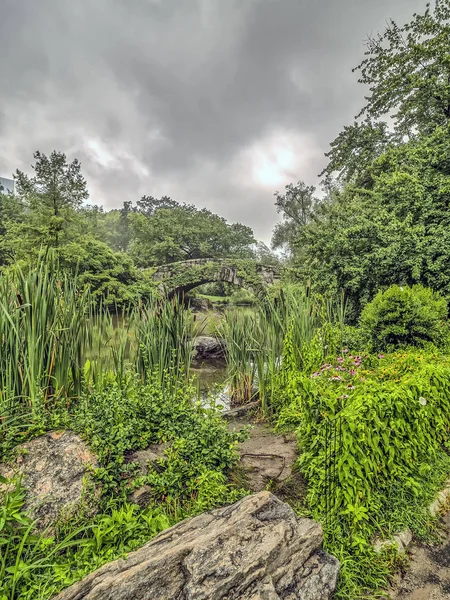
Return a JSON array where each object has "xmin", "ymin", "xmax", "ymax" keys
[
  {"xmin": 220, "ymin": 285, "xmax": 346, "ymax": 414},
  {"xmin": 0, "ymin": 257, "xmax": 93, "ymax": 414},
  {"xmin": 133, "ymin": 296, "xmax": 195, "ymax": 389},
  {"xmin": 0, "ymin": 257, "xmax": 196, "ymax": 423}
]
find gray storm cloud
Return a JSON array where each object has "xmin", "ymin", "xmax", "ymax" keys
[{"xmin": 0, "ymin": 0, "xmax": 427, "ymax": 242}]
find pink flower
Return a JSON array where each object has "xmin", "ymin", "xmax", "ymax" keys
[
  {"xmin": 337, "ymin": 357, "xmax": 344, "ymax": 363},
  {"xmin": 347, "ymin": 384, "xmax": 355, "ymax": 389},
  {"xmin": 340, "ymin": 394, "xmax": 349, "ymax": 399},
  {"xmin": 349, "ymin": 369, "xmax": 357, "ymax": 376},
  {"xmin": 342, "ymin": 348, "xmax": 349, "ymax": 353},
  {"xmin": 378, "ymin": 354, "xmax": 385, "ymax": 359},
  {"xmin": 311, "ymin": 372, "xmax": 320, "ymax": 378},
  {"xmin": 331, "ymin": 375, "xmax": 342, "ymax": 381}
]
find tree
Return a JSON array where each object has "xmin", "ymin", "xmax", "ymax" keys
[
  {"xmin": 297, "ymin": 125, "xmax": 450, "ymax": 317},
  {"xmin": 129, "ymin": 202, "xmax": 256, "ymax": 266},
  {"xmin": 13, "ymin": 151, "xmax": 88, "ymax": 250},
  {"xmin": 254, "ymin": 241, "xmax": 282, "ymax": 267},
  {"xmin": 0, "ymin": 189, "xmax": 24, "ymax": 265},
  {"xmin": 136, "ymin": 195, "xmax": 178, "ymax": 216},
  {"xmin": 58, "ymin": 237, "xmax": 155, "ymax": 307},
  {"xmin": 271, "ymin": 181, "xmax": 319, "ymax": 257},
  {"xmin": 324, "ymin": 0, "xmax": 450, "ymax": 180},
  {"xmin": 321, "ymin": 120, "xmax": 398, "ymax": 183}
]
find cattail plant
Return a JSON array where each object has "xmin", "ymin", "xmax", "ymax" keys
[{"xmin": 0, "ymin": 256, "xmax": 93, "ymax": 414}]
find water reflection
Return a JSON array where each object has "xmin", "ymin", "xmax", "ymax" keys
[{"xmin": 191, "ymin": 358, "xmax": 230, "ymax": 410}]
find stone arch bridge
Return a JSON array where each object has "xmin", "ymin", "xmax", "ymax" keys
[{"xmin": 151, "ymin": 258, "xmax": 280, "ymax": 299}]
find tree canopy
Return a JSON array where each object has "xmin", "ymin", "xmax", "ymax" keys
[
  {"xmin": 1, "ymin": 152, "xmax": 260, "ymax": 305},
  {"xmin": 128, "ymin": 201, "xmax": 256, "ymax": 267},
  {"xmin": 276, "ymin": 1, "xmax": 450, "ymax": 318},
  {"xmin": 323, "ymin": 0, "xmax": 450, "ymax": 182}
]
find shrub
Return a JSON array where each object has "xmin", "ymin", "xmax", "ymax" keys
[
  {"xmin": 291, "ymin": 351, "xmax": 450, "ymax": 534},
  {"xmin": 274, "ymin": 347, "xmax": 450, "ymax": 598},
  {"xmin": 359, "ymin": 284, "xmax": 449, "ymax": 352},
  {"xmin": 70, "ymin": 372, "xmax": 246, "ymax": 503}
]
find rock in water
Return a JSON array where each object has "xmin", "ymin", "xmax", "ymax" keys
[
  {"xmin": 193, "ymin": 336, "xmax": 226, "ymax": 360},
  {"xmin": 0, "ymin": 430, "xmax": 98, "ymax": 531},
  {"xmin": 54, "ymin": 491, "xmax": 339, "ymax": 600}
]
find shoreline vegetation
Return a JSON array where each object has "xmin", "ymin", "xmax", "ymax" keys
[
  {"xmin": 2, "ymin": 259, "xmax": 450, "ymax": 599},
  {"xmin": 3, "ymin": 2, "xmax": 450, "ymax": 597}
]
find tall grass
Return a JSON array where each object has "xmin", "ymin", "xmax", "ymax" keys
[
  {"xmin": 220, "ymin": 285, "xmax": 346, "ymax": 413},
  {"xmin": 133, "ymin": 296, "xmax": 195, "ymax": 388},
  {"xmin": 0, "ymin": 258, "xmax": 93, "ymax": 414},
  {"xmin": 220, "ymin": 310, "xmax": 260, "ymax": 406},
  {"xmin": 0, "ymin": 258, "xmax": 195, "ymax": 429}
]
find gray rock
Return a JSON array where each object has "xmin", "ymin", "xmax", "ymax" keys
[
  {"xmin": 126, "ymin": 443, "xmax": 170, "ymax": 475},
  {"xmin": 0, "ymin": 430, "xmax": 98, "ymax": 531},
  {"xmin": 54, "ymin": 491, "xmax": 339, "ymax": 600},
  {"xmin": 126, "ymin": 443, "xmax": 171, "ymax": 508},
  {"xmin": 193, "ymin": 336, "xmax": 226, "ymax": 360},
  {"xmin": 128, "ymin": 485, "xmax": 153, "ymax": 508},
  {"xmin": 233, "ymin": 423, "xmax": 298, "ymax": 492}
]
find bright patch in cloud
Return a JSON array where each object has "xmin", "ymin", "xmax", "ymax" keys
[{"xmin": 236, "ymin": 130, "xmax": 322, "ymax": 190}]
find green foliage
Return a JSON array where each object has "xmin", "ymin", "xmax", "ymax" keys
[
  {"xmin": 0, "ymin": 258, "xmax": 195, "ymax": 430},
  {"xmin": 360, "ymin": 284, "xmax": 449, "ymax": 352},
  {"xmin": 323, "ymin": 1, "xmax": 450, "ymax": 181},
  {"xmin": 70, "ymin": 373, "xmax": 245, "ymax": 504},
  {"xmin": 322, "ymin": 120, "xmax": 398, "ymax": 183},
  {"xmin": 220, "ymin": 285, "xmax": 345, "ymax": 413},
  {"xmin": 0, "ymin": 191, "xmax": 24, "ymax": 266},
  {"xmin": 129, "ymin": 201, "xmax": 256, "ymax": 267},
  {"xmin": 0, "ymin": 477, "xmax": 169, "ymax": 600},
  {"xmin": 12, "ymin": 151, "xmax": 88, "ymax": 252},
  {"xmin": 1, "ymin": 151, "xmax": 260, "ymax": 306},
  {"xmin": 0, "ymin": 256, "xmax": 93, "ymax": 409},
  {"xmin": 284, "ymin": 3, "xmax": 450, "ymax": 318},
  {"xmin": 0, "ymin": 277, "xmax": 247, "ymax": 598},
  {"xmin": 132, "ymin": 296, "xmax": 195, "ymax": 387},
  {"xmin": 271, "ymin": 181, "xmax": 319, "ymax": 257},
  {"xmin": 275, "ymin": 346, "xmax": 450, "ymax": 598},
  {"xmin": 293, "ymin": 124, "xmax": 450, "ymax": 316},
  {"xmin": 58, "ymin": 237, "xmax": 155, "ymax": 308},
  {"xmin": 295, "ymin": 351, "xmax": 450, "ymax": 531}
]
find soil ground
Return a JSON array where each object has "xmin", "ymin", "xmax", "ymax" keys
[
  {"xmin": 391, "ymin": 512, "xmax": 450, "ymax": 600},
  {"xmin": 227, "ymin": 413, "xmax": 307, "ymax": 508}
]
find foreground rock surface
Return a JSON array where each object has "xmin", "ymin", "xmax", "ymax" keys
[
  {"xmin": 55, "ymin": 491, "xmax": 339, "ymax": 600},
  {"xmin": 0, "ymin": 430, "xmax": 97, "ymax": 531}
]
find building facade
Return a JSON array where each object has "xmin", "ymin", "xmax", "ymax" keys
[{"xmin": 0, "ymin": 176, "xmax": 15, "ymax": 194}]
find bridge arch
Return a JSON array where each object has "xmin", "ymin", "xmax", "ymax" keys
[{"xmin": 151, "ymin": 259, "xmax": 280, "ymax": 299}]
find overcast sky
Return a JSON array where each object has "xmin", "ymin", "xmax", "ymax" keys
[{"xmin": 0, "ymin": 0, "xmax": 427, "ymax": 243}]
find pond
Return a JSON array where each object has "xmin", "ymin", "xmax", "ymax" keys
[
  {"xmin": 190, "ymin": 358, "xmax": 230, "ymax": 410},
  {"xmin": 108, "ymin": 305, "xmax": 256, "ymax": 411}
]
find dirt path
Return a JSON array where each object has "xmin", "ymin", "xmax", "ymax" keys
[
  {"xmin": 227, "ymin": 413, "xmax": 299, "ymax": 493},
  {"xmin": 392, "ymin": 512, "xmax": 450, "ymax": 600}
]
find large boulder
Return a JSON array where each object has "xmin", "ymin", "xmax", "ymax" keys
[
  {"xmin": 55, "ymin": 491, "xmax": 339, "ymax": 600},
  {"xmin": 193, "ymin": 336, "xmax": 226, "ymax": 360},
  {"xmin": 0, "ymin": 430, "xmax": 98, "ymax": 531}
]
